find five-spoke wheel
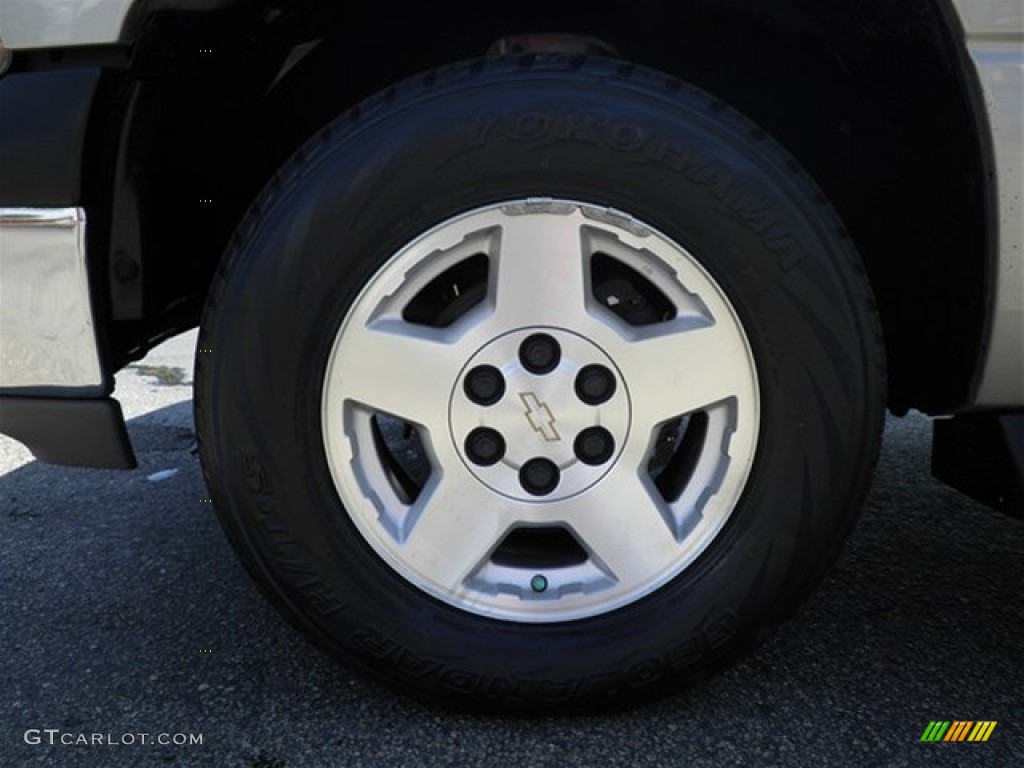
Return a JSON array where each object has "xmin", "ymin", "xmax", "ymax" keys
[
  {"xmin": 196, "ymin": 56, "xmax": 884, "ymax": 711},
  {"xmin": 321, "ymin": 201, "xmax": 759, "ymax": 621}
]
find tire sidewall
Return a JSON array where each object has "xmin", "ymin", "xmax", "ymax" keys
[{"xmin": 198, "ymin": 62, "xmax": 881, "ymax": 707}]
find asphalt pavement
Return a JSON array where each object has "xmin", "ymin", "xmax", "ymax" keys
[{"xmin": 1, "ymin": 329, "xmax": 1021, "ymax": 767}]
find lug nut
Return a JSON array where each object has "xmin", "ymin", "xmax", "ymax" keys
[
  {"xmin": 575, "ymin": 364, "xmax": 616, "ymax": 405},
  {"xmin": 464, "ymin": 365, "xmax": 506, "ymax": 406},
  {"xmin": 465, "ymin": 427, "xmax": 506, "ymax": 466},
  {"xmin": 519, "ymin": 457, "xmax": 560, "ymax": 496},
  {"xmin": 519, "ymin": 333, "xmax": 561, "ymax": 375},
  {"xmin": 574, "ymin": 426, "xmax": 616, "ymax": 466}
]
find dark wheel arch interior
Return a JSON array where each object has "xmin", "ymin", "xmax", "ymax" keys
[{"xmin": 22, "ymin": 0, "xmax": 988, "ymax": 415}]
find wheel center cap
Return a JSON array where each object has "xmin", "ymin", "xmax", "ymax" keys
[{"xmin": 450, "ymin": 327, "xmax": 631, "ymax": 502}]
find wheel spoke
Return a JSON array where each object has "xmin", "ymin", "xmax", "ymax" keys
[
  {"xmin": 562, "ymin": 468, "xmax": 681, "ymax": 587},
  {"xmin": 398, "ymin": 474, "xmax": 509, "ymax": 590},
  {"xmin": 616, "ymin": 319, "xmax": 755, "ymax": 429},
  {"xmin": 491, "ymin": 210, "xmax": 590, "ymax": 328},
  {"xmin": 327, "ymin": 323, "xmax": 461, "ymax": 432}
]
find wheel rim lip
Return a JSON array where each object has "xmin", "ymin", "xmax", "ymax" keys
[{"xmin": 320, "ymin": 199, "xmax": 760, "ymax": 623}]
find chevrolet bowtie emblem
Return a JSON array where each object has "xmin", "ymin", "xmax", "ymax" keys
[{"xmin": 519, "ymin": 392, "xmax": 560, "ymax": 442}]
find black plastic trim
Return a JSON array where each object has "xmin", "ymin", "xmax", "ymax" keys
[
  {"xmin": 0, "ymin": 68, "xmax": 100, "ymax": 206},
  {"xmin": 0, "ymin": 397, "xmax": 137, "ymax": 469},
  {"xmin": 932, "ymin": 414, "xmax": 1024, "ymax": 517},
  {"xmin": 120, "ymin": 0, "xmax": 248, "ymax": 44}
]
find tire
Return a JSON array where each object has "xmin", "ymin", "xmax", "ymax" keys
[{"xmin": 195, "ymin": 55, "xmax": 885, "ymax": 711}]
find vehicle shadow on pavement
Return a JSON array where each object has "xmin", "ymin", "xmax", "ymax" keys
[
  {"xmin": 1, "ymin": 409, "xmax": 1021, "ymax": 767},
  {"xmin": 1, "ymin": 402, "xmax": 378, "ymax": 767}
]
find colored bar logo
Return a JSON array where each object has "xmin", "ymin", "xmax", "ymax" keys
[{"xmin": 920, "ymin": 721, "xmax": 997, "ymax": 742}]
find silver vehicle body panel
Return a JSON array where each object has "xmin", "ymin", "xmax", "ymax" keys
[
  {"xmin": 0, "ymin": 0, "xmax": 132, "ymax": 49},
  {"xmin": 954, "ymin": 0, "xmax": 1024, "ymax": 407},
  {"xmin": 0, "ymin": 208, "xmax": 104, "ymax": 391}
]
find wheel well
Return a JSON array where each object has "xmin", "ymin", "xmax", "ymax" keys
[{"xmin": 92, "ymin": 0, "xmax": 990, "ymax": 413}]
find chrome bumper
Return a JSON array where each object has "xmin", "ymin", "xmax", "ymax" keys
[{"xmin": 0, "ymin": 207, "xmax": 105, "ymax": 394}]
